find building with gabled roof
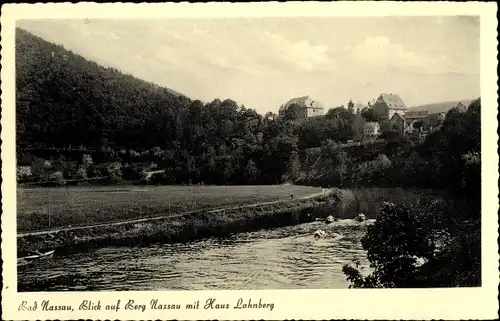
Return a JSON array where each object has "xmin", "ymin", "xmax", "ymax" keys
[
  {"xmin": 371, "ymin": 93, "xmax": 407, "ymax": 120},
  {"xmin": 279, "ymin": 95, "xmax": 324, "ymax": 119}
]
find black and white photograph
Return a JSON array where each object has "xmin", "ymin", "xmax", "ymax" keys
[{"xmin": 2, "ymin": 2, "xmax": 498, "ymax": 320}]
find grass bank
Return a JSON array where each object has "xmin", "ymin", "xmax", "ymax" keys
[
  {"xmin": 17, "ymin": 185, "xmax": 322, "ymax": 232},
  {"xmin": 17, "ymin": 196, "xmax": 326, "ymax": 257},
  {"xmin": 17, "ymin": 186, "xmax": 444, "ymax": 257}
]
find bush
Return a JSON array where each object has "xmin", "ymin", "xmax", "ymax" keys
[
  {"xmin": 76, "ymin": 166, "xmax": 88, "ymax": 180},
  {"xmin": 48, "ymin": 171, "xmax": 66, "ymax": 186},
  {"xmin": 17, "ymin": 166, "xmax": 33, "ymax": 181},
  {"xmin": 86, "ymin": 164, "xmax": 102, "ymax": 178},
  {"xmin": 62, "ymin": 161, "xmax": 78, "ymax": 179},
  {"xmin": 129, "ymin": 150, "xmax": 140, "ymax": 159},
  {"xmin": 31, "ymin": 158, "xmax": 50, "ymax": 181},
  {"xmin": 43, "ymin": 160, "xmax": 52, "ymax": 169},
  {"xmin": 343, "ymin": 200, "xmax": 480, "ymax": 288},
  {"xmin": 107, "ymin": 162, "xmax": 123, "ymax": 182},
  {"xmin": 352, "ymin": 154, "xmax": 392, "ymax": 185},
  {"xmin": 82, "ymin": 154, "xmax": 93, "ymax": 167}
]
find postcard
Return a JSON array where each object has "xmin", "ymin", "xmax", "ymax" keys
[{"xmin": 1, "ymin": 2, "xmax": 499, "ymax": 320}]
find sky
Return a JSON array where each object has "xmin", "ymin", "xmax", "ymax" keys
[{"xmin": 18, "ymin": 17, "xmax": 480, "ymax": 114}]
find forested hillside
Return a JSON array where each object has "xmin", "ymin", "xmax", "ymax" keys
[
  {"xmin": 16, "ymin": 28, "xmax": 194, "ymax": 149},
  {"xmin": 16, "ymin": 28, "xmax": 369, "ymax": 185}
]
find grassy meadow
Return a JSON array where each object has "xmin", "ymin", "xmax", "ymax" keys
[{"xmin": 17, "ymin": 185, "xmax": 322, "ymax": 232}]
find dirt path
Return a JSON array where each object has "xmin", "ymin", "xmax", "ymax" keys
[{"xmin": 17, "ymin": 190, "xmax": 326, "ymax": 238}]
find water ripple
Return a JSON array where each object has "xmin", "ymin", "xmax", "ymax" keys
[{"xmin": 18, "ymin": 219, "xmax": 371, "ymax": 291}]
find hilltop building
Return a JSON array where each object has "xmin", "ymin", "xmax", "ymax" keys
[
  {"xmin": 371, "ymin": 93, "xmax": 407, "ymax": 120},
  {"xmin": 362, "ymin": 95, "xmax": 471, "ymax": 139},
  {"xmin": 404, "ymin": 101, "xmax": 467, "ymax": 135},
  {"xmin": 279, "ymin": 95, "xmax": 324, "ymax": 119}
]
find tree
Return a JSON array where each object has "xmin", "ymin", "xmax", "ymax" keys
[
  {"xmin": 347, "ymin": 100, "xmax": 355, "ymax": 114},
  {"xmin": 263, "ymin": 134, "xmax": 298, "ymax": 183},
  {"xmin": 284, "ymin": 103, "xmax": 303, "ymax": 122},
  {"xmin": 361, "ymin": 108, "xmax": 380, "ymax": 122},
  {"xmin": 243, "ymin": 159, "xmax": 260, "ymax": 183},
  {"xmin": 350, "ymin": 115, "xmax": 366, "ymax": 141},
  {"xmin": 82, "ymin": 154, "xmax": 93, "ymax": 167},
  {"xmin": 326, "ymin": 106, "xmax": 350, "ymax": 119},
  {"xmin": 379, "ymin": 129, "xmax": 401, "ymax": 142},
  {"xmin": 285, "ymin": 150, "xmax": 301, "ymax": 181},
  {"xmin": 343, "ymin": 199, "xmax": 480, "ymax": 288},
  {"xmin": 413, "ymin": 120, "xmax": 424, "ymax": 131}
]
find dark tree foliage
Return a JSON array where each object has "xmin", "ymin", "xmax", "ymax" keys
[
  {"xmin": 379, "ymin": 129, "xmax": 401, "ymax": 142},
  {"xmin": 347, "ymin": 100, "xmax": 355, "ymax": 114},
  {"xmin": 283, "ymin": 103, "xmax": 304, "ymax": 122},
  {"xmin": 361, "ymin": 108, "xmax": 380, "ymax": 122},
  {"xmin": 326, "ymin": 106, "xmax": 352, "ymax": 120}
]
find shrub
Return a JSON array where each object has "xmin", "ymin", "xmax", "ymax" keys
[
  {"xmin": 129, "ymin": 150, "xmax": 140, "ymax": 159},
  {"xmin": 48, "ymin": 171, "xmax": 66, "ymax": 185},
  {"xmin": 343, "ymin": 200, "xmax": 480, "ymax": 288},
  {"xmin": 17, "ymin": 166, "xmax": 33, "ymax": 181},
  {"xmin": 352, "ymin": 153, "xmax": 392, "ymax": 185},
  {"xmin": 31, "ymin": 158, "xmax": 50, "ymax": 181},
  {"xmin": 43, "ymin": 160, "xmax": 52, "ymax": 169},
  {"xmin": 86, "ymin": 164, "xmax": 102, "ymax": 178},
  {"xmin": 62, "ymin": 161, "xmax": 78, "ymax": 178},
  {"xmin": 107, "ymin": 162, "xmax": 123, "ymax": 182},
  {"xmin": 76, "ymin": 166, "xmax": 88, "ymax": 180},
  {"xmin": 82, "ymin": 154, "xmax": 93, "ymax": 167}
]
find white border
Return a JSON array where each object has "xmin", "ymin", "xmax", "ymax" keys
[{"xmin": 1, "ymin": 2, "xmax": 499, "ymax": 320}]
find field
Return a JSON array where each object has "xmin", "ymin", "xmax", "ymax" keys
[{"xmin": 17, "ymin": 185, "xmax": 323, "ymax": 232}]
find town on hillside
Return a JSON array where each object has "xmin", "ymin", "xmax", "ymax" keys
[{"xmin": 278, "ymin": 93, "xmax": 470, "ymax": 142}]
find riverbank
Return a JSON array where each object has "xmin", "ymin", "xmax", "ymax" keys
[
  {"xmin": 17, "ymin": 186, "xmax": 447, "ymax": 257},
  {"xmin": 17, "ymin": 194, "xmax": 328, "ymax": 257},
  {"xmin": 17, "ymin": 185, "xmax": 322, "ymax": 232}
]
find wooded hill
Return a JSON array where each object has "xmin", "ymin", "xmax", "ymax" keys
[{"xmin": 16, "ymin": 28, "xmax": 193, "ymax": 149}]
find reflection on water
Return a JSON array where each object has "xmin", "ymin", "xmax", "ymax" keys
[{"xmin": 18, "ymin": 220, "xmax": 373, "ymax": 291}]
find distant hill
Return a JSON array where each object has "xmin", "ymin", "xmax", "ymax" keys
[
  {"xmin": 407, "ymin": 99, "xmax": 475, "ymax": 115},
  {"xmin": 16, "ymin": 28, "xmax": 192, "ymax": 149}
]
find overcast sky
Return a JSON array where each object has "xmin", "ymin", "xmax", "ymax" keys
[{"xmin": 18, "ymin": 17, "xmax": 480, "ymax": 114}]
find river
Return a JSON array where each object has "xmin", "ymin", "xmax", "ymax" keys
[{"xmin": 17, "ymin": 219, "xmax": 373, "ymax": 291}]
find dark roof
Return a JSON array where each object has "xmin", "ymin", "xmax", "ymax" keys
[{"xmin": 377, "ymin": 93, "xmax": 407, "ymax": 110}]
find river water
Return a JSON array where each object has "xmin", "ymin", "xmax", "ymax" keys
[{"xmin": 18, "ymin": 219, "xmax": 373, "ymax": 291}]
